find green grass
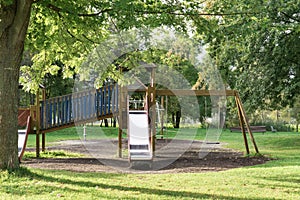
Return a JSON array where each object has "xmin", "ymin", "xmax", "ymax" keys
[
  {"xmin": 26, "ymin": 126, "xmax": 207, "ymax": 148},
  {"xmin": 220, "ymin": 131, "xmax": 300, "ymax": 167},
  {"xmin": 3, "ymin": 128, "xmax": 300, "ymax": 199},
  {"xmin": 26, "ymin": 126, "xmax": 119, "ymax": 147},
  {"xmin": 22, "ymin": 150, "xmax": 84, "ymax": 160}
]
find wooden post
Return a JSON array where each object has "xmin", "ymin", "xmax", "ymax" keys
[
  {"xmin": 147, "ymin": 65, "xmax": 156, "ymax": 155},
  {"xmin": 234, "ymin": 93, "xmax": 250, "ymax": 155},
  {"xmin": 160, "ymin": 96, "xmax": 164, "ymax": 137},
  {"xmin": 42, "ymin": 133, "xmax": 46, "ymax": 152},
  {"xmin": 118, "ymin": 85, "xmax": 128, "ymax": 158},
  {"xmin": 35, "ymin": 88, "xmax": 41, "ymax": 157},
  {"xmin": 36, "ymin": 129, "xmax": 40, "ymax": 158},
  {"xmin": 235, "ymin": 92, "xmax": 259, "ymax": 154},
  {"xmin": 118, "ymin": 128, "xmax": 122, "ymax": 158},
  {"xmin": 41, "ymin": 81, "xmax": 47, "ymax": 152}
]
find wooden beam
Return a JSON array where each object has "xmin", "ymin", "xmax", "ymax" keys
[
  {"xmin": 156, "ymin": 89, "xmax": 236, "ymax": 96},
  {"xmin": 41, "ymin": 123, "xmax": 75, "ymax": 134},
  {"xmin": 127, "ymin": 88, "xmax": 236, "ymax": 96}
]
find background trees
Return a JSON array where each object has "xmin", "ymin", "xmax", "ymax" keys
[{"xmin": 203, "ymin": 0, "xmax": 300, "ymax": 112}]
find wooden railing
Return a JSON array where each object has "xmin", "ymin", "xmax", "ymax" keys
[
  {"xmin": 18, "ymin": 108, "xmax": 30, "ymax": 127},
  {"xmin": 40, "ymin": 84, "xmax": 118, "ymax": 130}
]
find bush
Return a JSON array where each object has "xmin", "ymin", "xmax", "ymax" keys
[{"xmin": 251, "ymin": 121, "xmax": 294, "ymax": 132}]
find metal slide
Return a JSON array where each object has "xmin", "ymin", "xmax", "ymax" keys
[
  {"xmin": 128, "ymin": 110, "xmax": 152, "ymax": 161},
  {"xmin": 18, "ymin": 116, "xmax": 31, "ymax": 162}
]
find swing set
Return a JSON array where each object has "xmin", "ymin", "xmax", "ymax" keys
[{"xmin": 117, "ymin": 65, "xmax": 259, "ymax": 163}]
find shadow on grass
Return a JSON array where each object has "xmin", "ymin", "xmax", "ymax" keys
[
  {"xmin": 254, "ymin": 171, "xmax": 300, "ymax": 191},
  {"xmin": 2, "ymin": 167, "xmax": 280, "ymax": 200}
]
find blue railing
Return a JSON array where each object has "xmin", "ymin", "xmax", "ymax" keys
[{"xmin": 40, "ymin": 84, "xmax": 118, "ymax": 130}]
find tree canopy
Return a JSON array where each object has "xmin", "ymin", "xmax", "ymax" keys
[
  {"xmin": 20, "ymin": 0, "xmax": 206, "ymax": 92},
  {"xmin": 203, "ymin": 0, "xmax": 300, "ymax": 111}
]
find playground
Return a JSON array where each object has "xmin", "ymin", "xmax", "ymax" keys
[
  {"xmin": 21, "ymin": 123, "xmax": 270, "ymax": 173},
  {"xmin": 21, "ymin": 136, "xmax": 269, "ymax": 173},
  {"xmin": 11, "ymin": 56, "xmax": 300, "ymax": 199},
  {"xmin": 17, "ymin": 63, "xmax": 260, "ymax": 168}
]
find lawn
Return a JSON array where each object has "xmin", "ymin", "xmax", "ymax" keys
[{"xmin": 1, "ymin": 127, "xmax": 300, "ymax": 199}]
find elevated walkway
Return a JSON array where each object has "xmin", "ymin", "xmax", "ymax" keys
[{"xmin": 40, "ymin": 84, "xmax": 119, "ymax": 132}]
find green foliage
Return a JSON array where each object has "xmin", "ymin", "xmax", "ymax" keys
[
  {"xmin": 204, "ymin": 0, "xmax": 300, "ymax": 112},
  {"xmin": 0, "ymin": 0, "xmax": 13, "ymax": 6},
  {"xmin": 290, "ymin": 98, "xmax": 300, "ymax": 131},
  {"xmin": 17, "ymin": 0, "xmax": 225, "ymax": 128},
  {"xmin": 43, "ymin": 66, "xmax": 74, "ymax": 98},
  {"xmin": 21, "ymin": 0, "xmax": 208, "ymax": 93}
]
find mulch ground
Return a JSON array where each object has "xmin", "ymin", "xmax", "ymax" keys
[{"xmin": 21, "ymin": 139, "xmax": 271, "ymax": 173}]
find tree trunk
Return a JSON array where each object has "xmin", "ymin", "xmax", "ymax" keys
[
  {"xmin": 112, "ymin": 117, "xmax": 116, "ymax": 127},
  {"xmin": 104, "ymin": 119, "xmax": 109, "ymax": 127},
  {"xmin": 175, "ymin": 110, "xmax": 181, "ymax": 128},
  {"xmin": 0, "ymin": 0, "xmax": 32, "ymax": 169},
  {"xmin": 171, "ymin": 113, "xmax": 175, "ymax": 127},
  {"xmin": 171, "ymin": 111, "xmax": 181, "ymax": 128}
]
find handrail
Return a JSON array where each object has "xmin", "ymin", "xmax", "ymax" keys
[{"xmin": 40, "ymin": 84, "xmax": 119, "ymax": 130}]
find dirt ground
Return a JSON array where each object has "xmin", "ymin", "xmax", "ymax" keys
[{"xmin": 21, "ymin": 139, "xmax": 270, "ymax": 173}]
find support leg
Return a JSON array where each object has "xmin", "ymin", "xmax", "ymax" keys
[
  {"xmin": 235, "ymin": 92, "xmax": 259, "ymax": 154},
  {"xmin": 36, "ymin": 130, "xmax": 40, "ymax": 158},
  {"xmin": 118, "ymin": 128, "xmax": 122, "ymax": 158},
  {"xmin": 235, "ymin": 95, "xmax": 250, "ymax": 155},
  {"xmin": 42, "ymin": 133, "xmax": 45, "ymax": 152}
]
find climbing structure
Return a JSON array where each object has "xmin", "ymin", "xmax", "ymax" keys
[
  {"xmin": 18, "ymin": 84, "xmax": 119, "ymax": 158},
  {"xmin": 19, "ymin": 80, "xmax": 259, "ymax": 160}
]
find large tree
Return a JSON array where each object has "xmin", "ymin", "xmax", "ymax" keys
[
  {"xmin": 1, "ymin": 0, "xmax": 210, "ymax": 169},
  {"xmin": 202, "ymin": 0, "xmax": 300, "ymax": 112},
  {"xmin": 0, "ymin": 0, "xmax": 32, "ymax": 169}
]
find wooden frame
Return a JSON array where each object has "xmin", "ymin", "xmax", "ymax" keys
[
  {"xmin": 30, "ymin": 84, "xmax": 259, "ymax": 158},
  {"xmin": 125, "ymin": 88, "xmax": 259, "ymax": 155}
]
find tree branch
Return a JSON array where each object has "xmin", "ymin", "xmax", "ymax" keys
[
  {"xmin": 46, "ymin": 2, "xmax": 256, "ymax": 19},
  {"xmin": 47, "ymin": 3, "xmax": 62, "ymax": 13},
  {"xmin": 77, "ymin": 9, "xmax": 113, "ymax": 17},
  {"xmin": 11, "ymin": 0, "xmax": 33, "ymax": 46},
  {"xmin": 47, "ymin": 3, "xmax": 112, "ymax": 17},
  {"xmin": 33, "ymin": 0, "xmax": 42, "ymax": 4},
  {"xmin": 281, "ymin": 11, "xmax": 300, "ymax": 23},
  {"xmin": 65, "ymin": 29, "xmax": 85, "ymax": 43},
  {"xmin": 82, "ymin": 34, "xmax": 97, "ymax": 44},
  {"xmin": 133, "ymin": 9, "xmax": 259, "ymax": 17}
]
